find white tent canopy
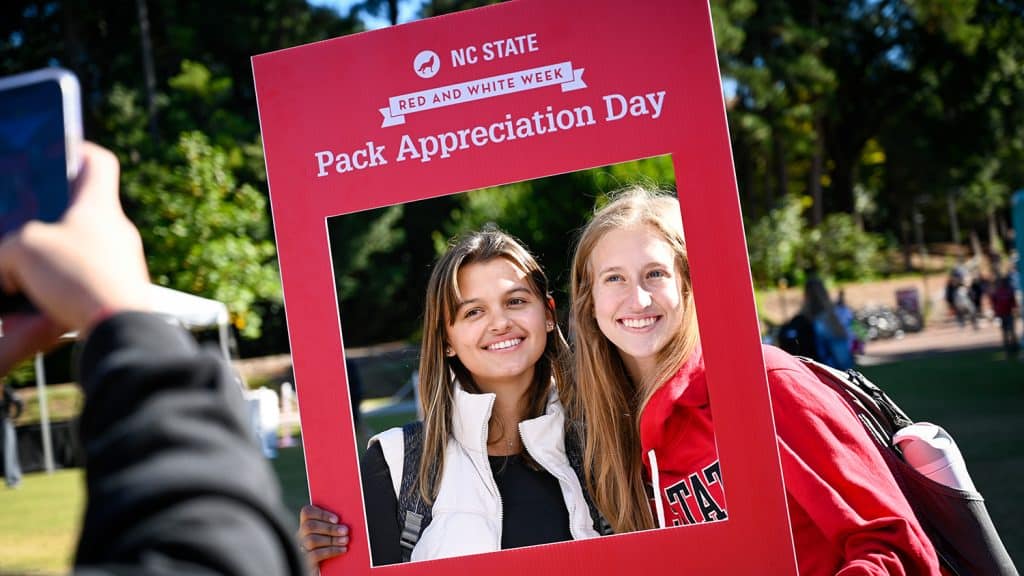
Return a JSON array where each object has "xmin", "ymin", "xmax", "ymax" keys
[
  {"xmin": 148, "ymin": 284, "xmax": 232, "ymax": 360},
  {"xmin": 34, "ymin": 284, "xmax": 232, "ymax": 473}
]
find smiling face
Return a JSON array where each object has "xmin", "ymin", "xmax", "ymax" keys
[
  {"xmin": 589, "ymin": 224, "xmax": 684, "ymax": 382},
  {"xmin": 445, "ymin": 257, "xmax": 553, "ymax": 393}
]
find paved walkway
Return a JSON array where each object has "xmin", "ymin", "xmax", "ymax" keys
[{"xmin": 858, "ymin": 316, "xmax": 1021, "ymax": 365}]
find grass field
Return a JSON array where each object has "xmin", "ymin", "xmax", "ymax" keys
[
  {"xmin": 0, "ymin": 348, "xmax": 1020, "ymax": 573},
  {"xmin": 0, "ymin": 469, "xmax": 84, "ymax": 575},
  {"xmin": 860, "ymin": 349, "xmax": 1024, "ymax": 565}
]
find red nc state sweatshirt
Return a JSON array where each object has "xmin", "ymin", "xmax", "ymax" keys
[{"xmin": 639, "ymin": 345, "xmax": 940, "ymax": 576}]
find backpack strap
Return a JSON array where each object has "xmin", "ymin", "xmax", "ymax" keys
[
  {"xmin": 397, "ymin": 422, "xmax": 431, "ymax": 562},
  {"xmin": 796, "ymin": 357, "xmax": 913, "ymax": 446},
  {"xmin": 795, "ymin": 356, "xmax": 1020, "ymax": 576},
  {"xmin": 564, "ymin": 420, "xmax": 614, "ymax": 536}
]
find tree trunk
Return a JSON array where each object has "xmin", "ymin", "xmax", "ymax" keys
[
  {"xmin": 808, "ymin": 0, "xmax": 823, "ymax": 226},
  {"xmin": 388, "ymin": 0, "xmax": 398, "ymax": 25},
  {"xmin": 62, "ymin": 2, "xmax": 80, "ymax": 67},
  {"xmin": 825, "ymin": 114, "xmax": 864, "ymax": 216},
  {"xmin": 947, "ymin": 190, "xmax": 961, "ymax": 246},
  {"xmin": 136, "ymin": 0, "xmax": 160, "ymax": 144},
  {"xmin": 913, "ymin": 205, "xmax": 927, "ymax": 271},
  {"xmin": 739, "ymin": 136, "xmax": 759, "ymax": 218},
  {"xmin": 900, "ymin": 214, "xmax": 913, "ymax": 272},
  {"xmin": 970, "ymin": 229, "xmax": 983, "ymax": 259},
  {"xmin": 773, "ymin": 127, "xmax": 789, "ymax": 201},
  {"xmin": 809, "ymin": 114, "xmax": 825, "ymax": 226},
  {"xmin": 830, "ymin": 150, "xmax": 856, "ymax": 215},
  {"xmin": 998, "ymin": 213, "xmax": 1010, "ymax": 245},
  {"xmin": 61, "ymin": 1, "xmax": 86, "ymax": 123},
  {"xmin": 987, "ymin": 207, "xmax": 1002, "ymax": 254}
]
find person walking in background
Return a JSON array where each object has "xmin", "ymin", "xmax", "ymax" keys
[
  {"xmin": 991, "ymin": 276, "xmax": 1019, "ymax": 356},
  {"xmin": 833, "ymin": 289, "xmax": 858, "ymax": 358},
  {"xmin": 802, "ymin": 278, "xmax": 855, "ymax": 370},
  {"xmin": 969, "ymin": 274, "xmax": 989, "ymax": 321},
  {"xmin": 945, "ymin": 273, "xmax": 960, "ymax": 322},
  {"xmin": 779, "ymin": 277, "xmax": 854, "ymax": 370},
  {"xmin": 946, "ymin": 270, "xmax": 978, "ymax": 329},
  {"xmin": 1, "ymin": 380, "xmax": 23, "ymax": 488}
]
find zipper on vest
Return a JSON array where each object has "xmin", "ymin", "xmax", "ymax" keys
[{"xmin": 481, "ymin": 394, "xmax": 503, "ymax": 550}]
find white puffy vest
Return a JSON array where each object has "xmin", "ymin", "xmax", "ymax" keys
[{"xmin": 371, "ymin": 383, "xmax": 600, "ymax": 561}]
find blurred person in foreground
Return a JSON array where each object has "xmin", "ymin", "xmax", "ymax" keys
[{"xmin": 0, "ymin": 143, "xmax": 305, "ymax": 575}]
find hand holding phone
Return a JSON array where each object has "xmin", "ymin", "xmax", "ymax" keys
[
  {"xmin": 0, "ymin": 68, "xmax": 82, "ymax": 314},
  {"xmin": 0, "ymin": 142, "xmax": 151, "ymax": 374}
]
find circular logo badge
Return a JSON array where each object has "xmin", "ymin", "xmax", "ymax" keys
[{"xmin": 414, "ymin": 50, "xmax": 440, "ymax": 79}]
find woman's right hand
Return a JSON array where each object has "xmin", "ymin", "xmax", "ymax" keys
[{"xmin": 298, "ymin": 504, "xmax": 350, "ymax": 567}]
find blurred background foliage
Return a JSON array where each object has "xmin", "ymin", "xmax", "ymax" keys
[
  {"xmin": 329, "ymin": 156, "xmax": 674, "ymax": 347},
  {"xmin": 1, "ymin": 0, "xmax": 1022, "ymax": 353}
]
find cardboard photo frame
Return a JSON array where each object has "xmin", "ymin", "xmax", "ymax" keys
[{"xmin": 253, "ymin": 1, "xmax": 798, "ymax": 574}]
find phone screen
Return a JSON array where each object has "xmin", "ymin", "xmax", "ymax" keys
[{"xmin": 0, "ymin": 77, "xmax": 71, "ymax": 237}]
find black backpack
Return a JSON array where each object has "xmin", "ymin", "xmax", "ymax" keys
[
  {"xmin": 778, "ymin": 313, "xmax": 818, "ymax": 359},
  {"xmin": 393, "ymin": 421, "xmax": 611, "ymax": 562},
  {"xmin": 799, "ymin": 358, "xmax": 1018, "ymax": 576}
]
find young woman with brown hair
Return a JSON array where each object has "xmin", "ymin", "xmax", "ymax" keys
[{"xmin": 300, "ymin": 227, "xmax": 602, "ymax": 565}]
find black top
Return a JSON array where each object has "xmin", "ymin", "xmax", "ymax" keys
[
  {"xmin": 361, "ymin": 441, "xmax": 573, "ymax": 565},
  {"xmin": 75, "ymin": 312, "xmax": 304, "ymax": 576}
]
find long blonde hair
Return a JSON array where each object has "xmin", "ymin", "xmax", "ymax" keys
[
  {"xmin": 418, "ymin": 226, "xmax": 572, "ymax": 503},
  {"xmin": 567, "ymin": 187, "xmax": 699, "ymax": 533}
]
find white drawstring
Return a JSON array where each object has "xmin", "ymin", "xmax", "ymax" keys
[{"xmin": 648, "ymin": 449, "xmax": 667, "ymax": 529}]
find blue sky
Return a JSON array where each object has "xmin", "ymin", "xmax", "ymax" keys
[{"xmin": 308, "ymin": 0, "xmax": 428, "ymax": 29}]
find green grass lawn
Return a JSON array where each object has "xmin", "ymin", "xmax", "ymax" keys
[
  {"xmin": 0, "ymin": 469, "xmax": 84, "ymax": 575},
  {"xmin": 271, "ymin": 441, "xmax": 310, "ymax": 518},
  {"xmin": 1, "ymin": 349, "xmax": 1020, "ymax": 573},
  {"xmin": 859, "ymin": 349, "xmax": 1024, "ymax": 566}
]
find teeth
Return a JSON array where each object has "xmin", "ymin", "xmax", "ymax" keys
[
  {"xmin": 487, "ymin": 338, "xmax": 522, "ymax": 350},
  {"xmin": 622, "ymin": 317, "xmax": 657, "ymax": 329}
]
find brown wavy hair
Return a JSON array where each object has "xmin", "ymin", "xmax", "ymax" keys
[
  {"xmin": 567, "ymin": 187, "xmax": 699, "ymax": 533},
  {"xmin": 417, "ymin": 226, "xmax": 573, "ymax": 503}
]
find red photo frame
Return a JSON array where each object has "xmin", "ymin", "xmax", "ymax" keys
[{"xmin": 253, "ymin": 1, "xmax": 798, "ymax": 573}]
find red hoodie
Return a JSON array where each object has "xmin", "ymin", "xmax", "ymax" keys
[{"xmin": 640, "ymin": 345, "xmax": 941, "ymax": 576}]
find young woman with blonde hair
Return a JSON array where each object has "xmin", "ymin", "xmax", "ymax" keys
[
  {"xmin": 568, "ymin": 187, "xmax": 941, "ymax": 575},
  {"xmin": 301, "ymin": 227, "xmax": 603, "ymax": 565}
]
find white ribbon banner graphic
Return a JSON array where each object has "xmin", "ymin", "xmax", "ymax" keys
[{"xmin": 380, "ymin": 61, "xmax": 586, "ymax": 127}]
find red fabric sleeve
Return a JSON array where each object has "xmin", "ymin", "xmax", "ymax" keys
[{"xmin": 764, "ymin": 350, "xmax": 940, "ymax": 576}]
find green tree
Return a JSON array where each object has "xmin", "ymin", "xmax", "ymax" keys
[
  {"xmin": 717, "ymin": 0, "xmax": 1023, "ymax": 272},
  {"xmin": 746, "ymin": 194, "xmax": 806, "ymax": 285},
  {"xmin": 802, "ymin": 213, "xmax": 886, "ymax": 281},
  {"xmin": 2, "ymin": 2, "xmax": 360, "ymax": 346},
  {"xmin": 123, "ymin": 131, "xmax": 280, "ymax": 337},
  {"xmin": 102, "ymin": 61, "xmax": 281, "ymax": 338}
]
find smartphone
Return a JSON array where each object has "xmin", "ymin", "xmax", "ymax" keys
[{"xmin": 0, "ymin": 67, "xmax": 82, "ymax": 314}]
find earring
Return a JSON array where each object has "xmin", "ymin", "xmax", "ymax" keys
[
  {"xmin": 445, "ymin": 346, "xmax": 455, "ymax": 357},
  {"xmin": 545, "ymin": 321, "xmax": 555, "ymax": 331}
]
